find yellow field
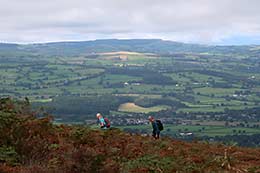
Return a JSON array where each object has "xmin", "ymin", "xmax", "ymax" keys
[
  {"xmin": 118, "ymin": 102, "xmax": 170, "ymax": 113},
  {"xmin": 31, "ymin": 98, "xmax": 53, "ymax": 103}
]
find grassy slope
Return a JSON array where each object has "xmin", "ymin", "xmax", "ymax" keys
[
  {"xmin": 1, "ymin": 99, "xmax": 260, "ymax": 173},
  {"xmin": 2, "ymin": 127, "xmax": 260, "ymax": 173}
]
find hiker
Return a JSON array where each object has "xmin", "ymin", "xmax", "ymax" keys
[
  {"xmin": 148, "ymin": 116, "xmax": 163, "ymax": 139},
  {"xmin": 96, "ymin": 113, "xmax": 110, "ymax": 129}
]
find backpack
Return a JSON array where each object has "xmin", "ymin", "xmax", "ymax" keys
[
  {"xmin": 156, "ymin": 120, "xmax": 163, "ymax": 131},
  {"xmin": 104, "ymin": 118, "xmax": 110, "ymax": 128}
]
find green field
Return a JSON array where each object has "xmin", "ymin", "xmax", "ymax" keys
[
  {"xmin": 118, "ymin": 124, "xmax": 260, "ymax": 137},
  {"xmin": 0, "ymin": 50, "xmax": 259, "ymax": 127}
]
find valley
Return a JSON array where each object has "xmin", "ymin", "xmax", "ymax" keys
[{"xmin": 0, "ymin": 40, "xmax": 259, "ymax": 146}]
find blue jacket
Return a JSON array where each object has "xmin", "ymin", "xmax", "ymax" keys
[
  {"xmin": 98, "ymin": 117, "xmax": 106, "ymax": 128},
  {"xmin": 152, "ymin": 121, "xmax": 160, "ymax": 133}
]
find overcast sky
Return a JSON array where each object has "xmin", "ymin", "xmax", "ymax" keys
[{"xmin": 1, "ymin": 0, "xmax": 260, "ymax": 45}]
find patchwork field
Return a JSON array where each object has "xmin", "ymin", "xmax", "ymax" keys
[{"xmin": 0, "ymin": 40, "xmax": 260, "ymax": 146}]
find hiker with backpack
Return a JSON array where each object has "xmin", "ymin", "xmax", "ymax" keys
[
  {"xmin": 96, "ymin": 113, "xmax": 110, "ymax": 129},
  {"xmin": 148, "ymin": 116, "xmax": 163, "ymax": 139}
]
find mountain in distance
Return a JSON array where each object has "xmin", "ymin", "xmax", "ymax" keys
[{"xmin": 1, "ymin": 39, "xmax": 259, "ymax": 57}]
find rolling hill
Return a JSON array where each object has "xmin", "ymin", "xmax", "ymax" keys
[
  {"xmin": 1, "ymin": 98, "xmax": 260, "ymax": 173},
  {"xmin": 1, "ymin": 39, "xmax": 258, "ymax": 57}
]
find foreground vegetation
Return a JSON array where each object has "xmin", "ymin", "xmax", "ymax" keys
[{"xmin": 1, "ymin": 98, "xmax": 260, "ymax": 173}]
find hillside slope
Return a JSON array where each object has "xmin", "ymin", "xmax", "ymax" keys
[
  {"xmin": 0, "ymin": 98, "xmax": 260, "ymax": 173},
  {"xmin": 1, "ymin": 39, "xmax": 258, "ymax": 57}
]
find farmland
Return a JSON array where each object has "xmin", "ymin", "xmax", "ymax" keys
[
  {"xmin": 119, "ymin": 124, "xmax": 260, "ymax": 137},
  {"xmin": 1, "ymin": 51, "xmax": 258, "ymax": 116},
  {"xmin": 118, "ymin": 103, "xmax": 170, "ymax": 113},
  {"xmin": 0, "ymin": 40, "xmax": 259, "ymax": 145}
]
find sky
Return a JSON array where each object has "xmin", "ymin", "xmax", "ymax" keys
[{"xmin": 1, "ymin": 0, "xmax": 260, "ymax": 45}]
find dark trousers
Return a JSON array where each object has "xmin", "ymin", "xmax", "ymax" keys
[{"xmin": 152, "ymin": 130, "xmax": 160, "ymax": 139}]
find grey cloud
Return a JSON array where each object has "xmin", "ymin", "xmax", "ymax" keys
[{"xmin": 0, "ymin": 0, "xmax": 260, "ymax": 43}]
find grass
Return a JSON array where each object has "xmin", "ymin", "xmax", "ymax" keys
[
  {"xmin": 165, "ymin": 73, "xmax": 191, "ymax": 83},
  {"xmin": 31, "ymin": 98, "xmax": 53, "ymax": 103},
  {"xmin": 177, "ymin": 105, "xmax": 255, "ymax": 113},
  {"xmin": 194, "ymin": 87, "xmax": 243, "ymax": 96},
  {"xmin": 103, "ymin": 74, "xmax": 142, "ymax": 84},
  {"xmin": 118, "ymin": 102, "xmax": 170, "ymax": 113},
  {"xmin": 117, "ymin": 124, "xmax": 260, "ymax": 137},
  {"xmin": 115, "ymin": 94, "xmax": 162, "ymax": 99},
  {"xmin": 184, "ymin": 72, "xmax": 224, "ymax": 83}
]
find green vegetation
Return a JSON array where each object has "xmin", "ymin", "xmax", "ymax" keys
[
  {"xmin": 0, "ymin": 40, "xmax": 259, "ymax": 147},
  {"xmin": 119, "ymin": 124, "xmax": 260, "ymax": 137}
]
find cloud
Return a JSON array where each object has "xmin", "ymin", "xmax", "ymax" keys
[{"xmin": 1, "ymin": 0, "xmax": 260, "ymax": 44}]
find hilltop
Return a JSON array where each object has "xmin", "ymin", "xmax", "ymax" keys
[
  {"xmin": 1, "ymin": 39, "xmax": 259, "ymax": 57},
  {"xmin": 0, "ymin": 98, "xmax": 260, "ymax": 173}
]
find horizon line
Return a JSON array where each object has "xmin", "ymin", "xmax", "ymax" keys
[{"xmin": 0, "ymin": 38, "xmax": 259, "ymax": 47}]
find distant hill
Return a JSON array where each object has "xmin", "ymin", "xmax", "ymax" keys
[
  {"xmin": 1, "ymin": 39, "xmax": 259, "ymax": 57},
  {"xmin": 0, "ymin": 43, "xmax": 18, "ymax": 49},
  {"xmin": 21, "ymin": 39, "xmax": 210, "ymax": 56},
  {"xmin": 1, "ymin": 98, "xmax": 260, "ymax": 173}
]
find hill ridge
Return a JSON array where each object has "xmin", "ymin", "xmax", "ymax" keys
[
  {"xmin": 0, "ymin": 39, "xmax": 258, "ymax": 57},
  {"xmin": 0, "ymin": 98, "xmax": 260, "ymax": 172}
]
